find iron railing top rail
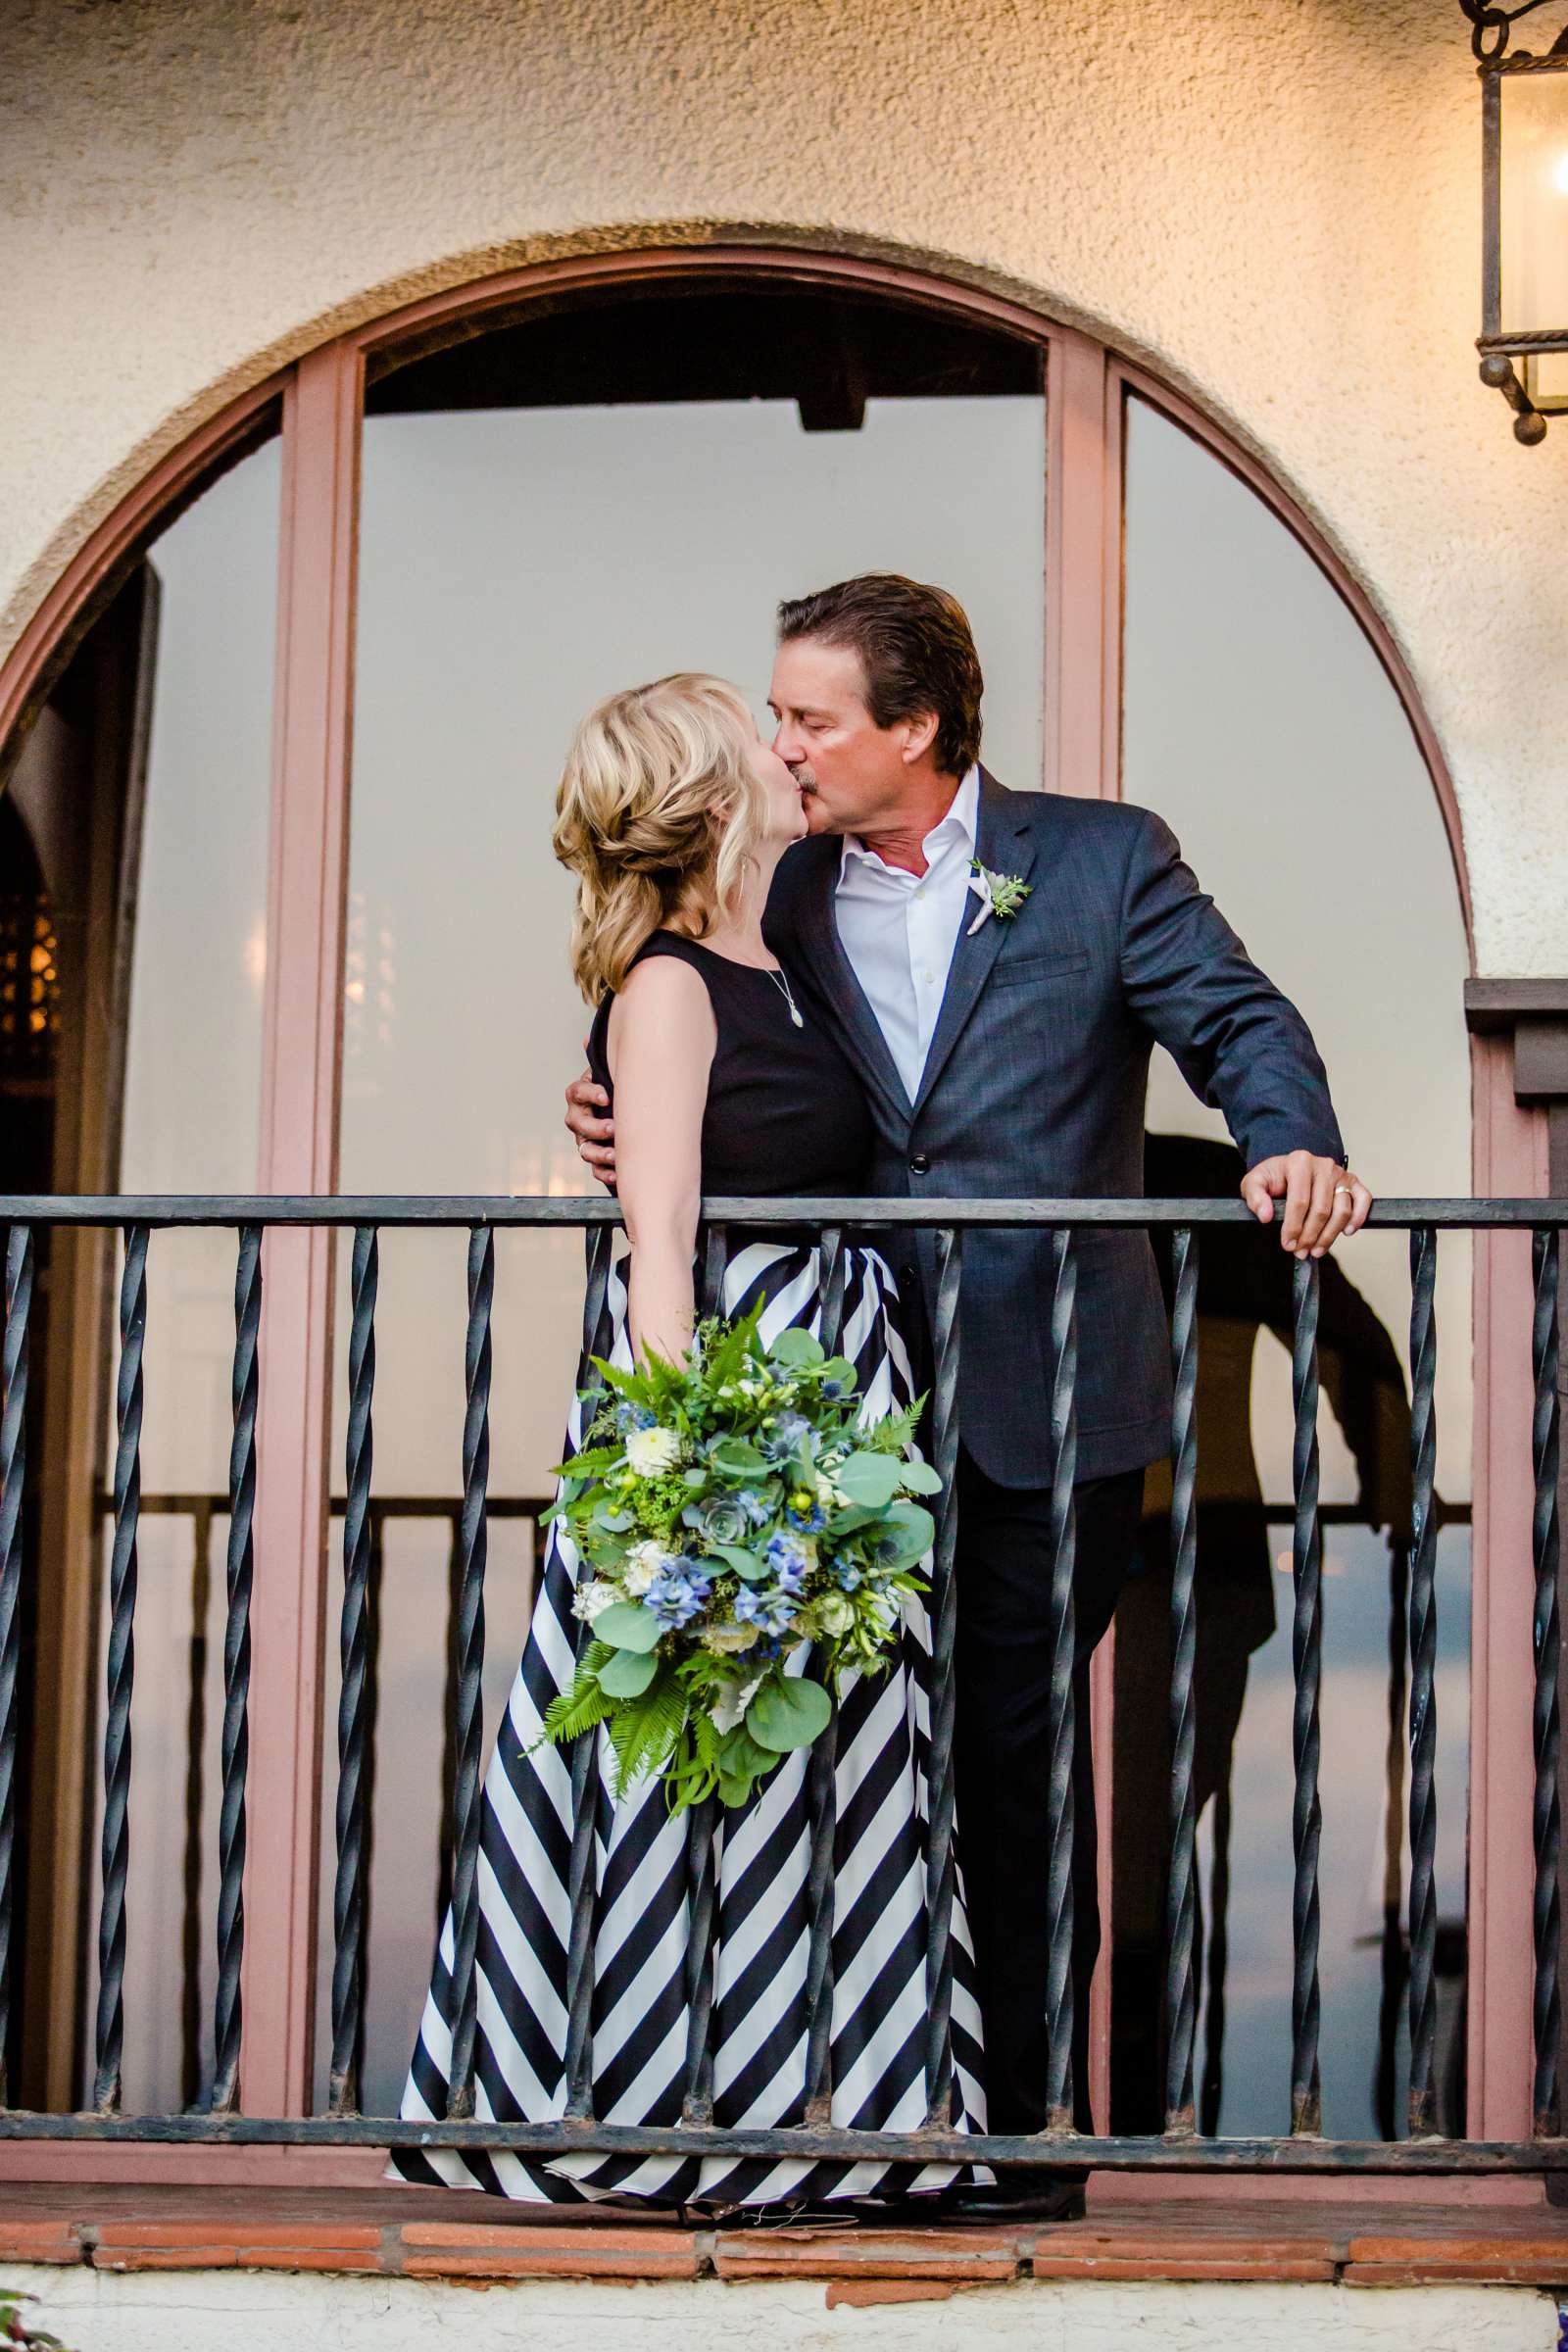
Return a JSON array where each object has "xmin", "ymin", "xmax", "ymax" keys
[{"xmin": 1, "ymin": 1193, "xmax": 1565, "ymax": 1229}]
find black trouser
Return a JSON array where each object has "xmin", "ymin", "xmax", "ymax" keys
[{"xmin": 953, "ymin": 1446, "xmax": 1145, "ymax": 2137}]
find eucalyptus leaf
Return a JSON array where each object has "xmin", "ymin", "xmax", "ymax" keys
[
  {"xmin": 835, "ymin": 1451, "xmax": 904, "ymax": 1509},
  {"xmin": 897, "ymin": 1459, "xmax": 944, "ymax": 1496},
  {"xmin": 769, "ymin": 1328, "xmax": 824, "ymax": 1368},
  {"xmin": 880, "ymin": 1500, "xmax": 936, "ymax": 1568},
  {"xmin": 708, "ymin": 1542, "xmax": 770, "ymax": 1585},
  {"xmin": 748, "ymin": 1675, "xmax": 832, "ymax": 1753},
  {"xmin": 597, "ymin": 1647, "xmax": 660, "ymax": 1697},
  {"xmin": 826, "ymin": 1504, "xmax": 885, "ymax": 1538},
  {"xmin": 594, "ymin": 1602, "xmax": 662, "ymax": 1653},
  {"xmin": 717, "ymin": 1724, "xmax": 773, "ymax": 1778},
  {"xmin": 710, "ymin": 1437, "xmax": 768, "ymax": 1475}
]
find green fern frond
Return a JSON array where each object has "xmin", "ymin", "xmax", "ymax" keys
[
  {"xmin": 536, "ymin": 1642, "xmax": 613, "ymax": 1748},
  {"xmin": 608, "ymin": 1668, "xmax": 690, "ymax": 1795}
]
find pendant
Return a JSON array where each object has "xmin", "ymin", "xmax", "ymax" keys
[{"xmin": 789, "ymin": 1005, "xmax": 804, "ymax": 1027}]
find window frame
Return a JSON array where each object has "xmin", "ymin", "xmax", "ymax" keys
[{"xmin": 0, "ymin": 243, "xmax": 1528, "ymax": 2179}]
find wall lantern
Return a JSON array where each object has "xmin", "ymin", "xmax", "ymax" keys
[{"xmin": 1463, "ymin": 3, "xmax": 1568, "ymax": 441}]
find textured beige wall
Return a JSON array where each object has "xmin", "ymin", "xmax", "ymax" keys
[
  {"xmin": 3, "ymin": 0, "xmax": 1565, "ymax": 971},
  {"xmin": 4, "ymin": 2263, "xmax": 1561, "ymax": 2351}
]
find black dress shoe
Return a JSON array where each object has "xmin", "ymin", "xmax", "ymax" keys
[{"xmin": 934, "ymin": 2170, "xmax": 1087, "ymax": 2223}]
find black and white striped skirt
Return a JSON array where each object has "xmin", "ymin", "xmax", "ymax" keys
[{"xmin": 390, "ymin": 1238, "xmax": 988, "ymax": 2206}]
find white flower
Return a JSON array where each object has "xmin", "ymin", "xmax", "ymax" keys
[
  {"xmin": 622, "ymin": 1540, "xmax": 673, "ymax": 1596},
  {"xmin": 708, "ymin": 1669, "xmax": 766, "ymax": 1732},
  {"xmin": 571, "ymin": 1579, "xmax": 619, "ymax": 1624},
  {"xmin": 625, "ymin": 1424, "xmax": 682, "ymax": 1476},
  {"xmin": 815, "ymin": 1592, "xmax": 855, "ymax": 1636},
  {"xmin": 706, "ymin": 1620, "xmax": 760, "ymax": 1656},
  {"xmin": 966, "ymin": 859, "xmax": 1034, "ymax": 935}
]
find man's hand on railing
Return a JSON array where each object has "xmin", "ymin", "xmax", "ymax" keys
[
  {"xmin": 1242, "ymin": 1151, "xmax": 1372, "ymax": 1259},
  {"xmin": 565, "ymin": 1063, "xmax": 616, "ymax": 1188}
]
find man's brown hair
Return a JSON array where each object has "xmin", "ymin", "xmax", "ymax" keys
[{"xmin": 776, "ymin": 573, "xmax": 984, "ymax": 778}]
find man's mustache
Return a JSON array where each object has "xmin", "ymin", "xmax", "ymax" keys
[{"xmin": 792, "ymin": 765, "xmax": 819, "ymax": 796}]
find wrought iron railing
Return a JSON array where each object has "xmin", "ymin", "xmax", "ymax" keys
[{"xmin": 0, "ymin": 1193, "xmax": 1561, "ymax": 2176}]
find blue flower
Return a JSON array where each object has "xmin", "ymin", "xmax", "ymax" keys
[
  {"xmin": 737, "ymin": 1488, "xmax": 773, "ymax": 1529},
  {"xmin": 785, "ymin": 1499, "xmax": 826, "ymax": 1534},
  {"xmin": 761, "ymin": 1412, "xmax": 812, "ymax": 1463},
  {"xmin": 763, "ymin": 1531, "xmax": 811, "ymax": 1592},
  {"xmin": 646, "ymin": 1559, "xmax": 712, "ymax": 1629},
  {"xmin": 734, "ymin": 1583, "xmax": 800, "ymax": 1636},
  {"xmin": 831, "ymin": 1555, "xmax": 863, "ymax": 1592},
  {"xmin": 614, "ymin": 1401, "xmax": 657, "ymax": 1434}
]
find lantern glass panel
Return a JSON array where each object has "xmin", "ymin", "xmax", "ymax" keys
[{"xmin": 1499, "ymin": 62, "xmax": 1568, "ymax": 410}]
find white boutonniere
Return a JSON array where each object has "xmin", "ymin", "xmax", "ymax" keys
[{"xmin": 966, "ymin": 858, "xmax": 1034, "ymax": 935}]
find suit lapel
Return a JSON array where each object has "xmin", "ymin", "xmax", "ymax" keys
[
  {"xmin": 791, "ymin": 837, "xmax": 912, "ymax": 1122},
  {"xmin": 911, "ymin": 770, "xmax": 1037, "ymax": 1117}
]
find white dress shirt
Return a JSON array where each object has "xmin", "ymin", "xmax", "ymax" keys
[{"xmin": 833, "ymin": 765, "xmax": 980, "ymax": 1101}]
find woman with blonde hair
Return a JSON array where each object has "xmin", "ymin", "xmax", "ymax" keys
[{"xmin": 395, "ymin": 674, "xmax": 986, "ymax": 2215}]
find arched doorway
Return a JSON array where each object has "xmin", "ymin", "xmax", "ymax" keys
[{"xmin": 0, "ymin": 247, "xmax": 1485, "ymax": 2149}]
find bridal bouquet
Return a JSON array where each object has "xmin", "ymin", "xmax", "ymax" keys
[{"xmin": 538, "ymin": 1303, "xmax": 940, "ymax": 1813}]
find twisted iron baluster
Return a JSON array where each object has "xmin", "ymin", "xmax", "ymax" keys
[
  {"xmin": 179, "ymin": 1505, "xmax": 213, "ymax": 2110},
  {"xmin": 920, "ymin": 1227, "xmax": 963, "ymax": 2127},
  {"xmin": 1406, "ymin": 1226, "xmax": 1440, "ymax": 2137},
  {"xmin": 701, "ymin": 1223, "xmax": 728, "ymax": 1325},
  {"xmin": 1043, "ymin": 1227, "xmax": 1080, "ymax": 2133},
  {"xmin": 330, "ymin": 1225, "xmax": 377, "ymax": 2116},
  {"xmin": 1163, "ymin": 1226, "xmax": 1200, "ymax": 2136},
  {"xmin": 212, "ymin": 1224, "xmax": 261, "ymax": 2115},
  {"xmin": 671, "ymin": 1224, "xmax": 732, "ymax": 2127},
  {"xmin": 446, "ymin": 1224, "xmax": 493, "ymax": 2119},
  {"xmin": 1289, "ymin": 1255, "xmax": 1324, "ymax": 2137},
  {"xmin": 1532, "ymin": 1225, "xmax": 1561, "ymax": 2137},
  {"xmin": 679, "ymin": 1797, "xmax": 720, "ymax": 2126},
  {"xmin": 564, "ymin": 1223, "xmax": 614, "ymax": 2118},
  {"xmin": 802, "ymin": 1227, "xmax": 846, "ymax": 2125},
  {"xmin": 95, "ymin": 1224, "xmax": 148, "ymax": 2114},
  {"xmin": 0, "ymin": 1227, "xmax": 32, "ymax": 2108}
]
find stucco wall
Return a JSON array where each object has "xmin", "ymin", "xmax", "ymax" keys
[
  {"xmin": 2, "ymin": 2264, "xmax": 1560, "ymax": 2352},
  {"xmin": 3, "ymin": 0, "xmax": 1565, "ymax": 972}
]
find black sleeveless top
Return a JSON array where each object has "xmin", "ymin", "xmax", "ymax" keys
[{"xmin": 587, "ymin": 932, "xmax": 874, "ymax": 1196}]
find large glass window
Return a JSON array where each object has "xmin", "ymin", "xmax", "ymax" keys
[
  {"xmin": 318, "ymin": 285, "xmax": 1048, "ymax": 2108},
  {"xmin": 86, "ymin": 438, "xmax": 281, "ymax": 2111},
  {"xmin": 1113, "ymin": 396, "xmax": 1472, "ymax": 2136}
]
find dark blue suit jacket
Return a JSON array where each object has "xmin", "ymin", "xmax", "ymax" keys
[{"xmin": 764, "ymin": 771, "xmax": 1345, "ymax": 1486}]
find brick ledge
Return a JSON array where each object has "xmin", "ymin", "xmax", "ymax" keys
[{"xmin": 1, "ymin": 2184, "xmax": 1567, "ymax": 2290}]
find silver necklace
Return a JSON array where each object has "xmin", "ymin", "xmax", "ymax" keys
[{"xmin": 766, "ymin": 965, "xmax": 805, "ymax": 1028}]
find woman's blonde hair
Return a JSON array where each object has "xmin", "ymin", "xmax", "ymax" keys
[{"xmin": 552, "ymin": 673, "xmax": 770, "ymax": 1001}]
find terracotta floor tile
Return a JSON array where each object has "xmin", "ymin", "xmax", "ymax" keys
[
  {"xmin": 712, "ymin": 2225, "xmax": 1021, "ymax": 2281},
  {"xmin": 825, "ymin": 2280, "xmax": 956, "ymax": 2308},
  {"xmin": 400, "ymin": 2246, "xmax": 699, "ymax": 2279},
  {"xmin": 0, "ymin": 2221, "xmax": 79, "ymax": 2264}
]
